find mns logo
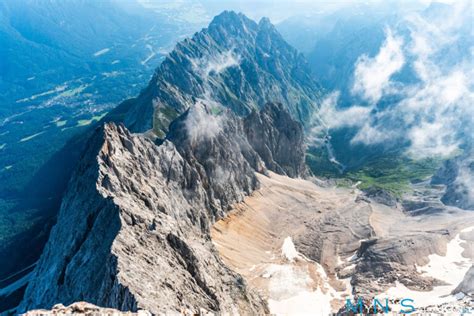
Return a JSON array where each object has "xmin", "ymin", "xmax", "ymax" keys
[{"xmin": 345, "ymin": 297, "xmax": 416, "ymax": 314}]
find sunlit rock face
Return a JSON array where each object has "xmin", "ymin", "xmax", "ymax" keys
[
  {"xmin": 18, "ymin": 11, "xmax": 319, "ymax": 314},
  {"xmin": 18, "ymin": 120, "xmax": 266, "ymax": 314},
  {"xmin": 19, "ymin": 96, "xmax": 307, "ymax": 314}
]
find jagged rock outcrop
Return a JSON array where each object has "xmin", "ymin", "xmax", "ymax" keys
[
  {"xmin": 244, "ymin": 102, "xmax": 307, "ymax": 177},
  {"xmin": 164, "ymin": 103, "xmax": 266, "ymax": 215},
  {"xmin": 18, "ymin": 120, "xmax": 268, "ymax": 314},
  {"xmin": 108, "ymin": 11, "xmax": 322, "ymax": 137},
  {"xmin": 19, "ymin": 101, "xmax": 307, "ymax": 314}
]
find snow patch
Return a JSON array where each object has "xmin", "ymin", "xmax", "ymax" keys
[
  {"xmin": 268, "ymin": 288, "xmax": 334, "ymax": 316},
  {"xmin": 416, "ymin": 227, "xmax": 472, "ymax": 287},
  {"xmin": 265, "ymin": 238, "xmax": 352, "ymax": 315},
  {"xmin": 384, "ymin": 226, "xmax": 473, "ymax": 310},
  {"xmin": 281, "ymin": 236, "xmax": 298, "ymax": 262}
]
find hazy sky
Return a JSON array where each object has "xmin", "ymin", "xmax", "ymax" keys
[
  {"xmin": 136, "ymin": 0, "xmax": 443, "ymax": 24},
  {"xmin": 137, "ymin": 0, "xmax": 442, "ymax": 23}
]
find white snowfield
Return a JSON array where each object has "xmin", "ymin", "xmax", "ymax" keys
[
  {"xmin": 385, "ymin": 226, "xmax": 474, "ymax": 311},
  {"xmin": 281, "ymin": 236, "xmax": 299, "ymax": 262},
  {"xmin": 268, "ymin": 237, "xmax": 351, "ymax": 315}
]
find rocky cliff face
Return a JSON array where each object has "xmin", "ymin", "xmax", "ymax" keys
[
  {"xmin": 19, "ymin": 121, "xmax": 266, "ymax": 314},
  {"xmin": 19, "ymin": 101, "xmax": 306, "ymax": 314},
  {"xmin": 244, "ymin": 102, "xmax": 307, "ymax": 177},
  {"xmin": 108, "ymin": 11, "xmax": 322, "ymax": 137}
]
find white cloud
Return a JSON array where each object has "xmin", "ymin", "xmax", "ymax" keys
[
  {"xmin": 184, "ymin": 100, "xmax": 224, "ymax": 144},
  {"xmin": 352, "ymin": 28, "xmax": 405, "ymax": 104},
  {"xmin": 191, "ymin": 50, "xmax": 240, "ymax": 80},
  {"xmin": 406, "ymin": 120, "xmax": 460, "ymax": 158},
  {"xmin": 351, "ymin": 122, "xmax": 395, "ymax": 145},
  {"xmin": 324, "ymin": 1, "xmax": 473, "ymax": 159},
  {"xmin": 318, "ymin": 92, "xmax": 372, "ymax": 130}
]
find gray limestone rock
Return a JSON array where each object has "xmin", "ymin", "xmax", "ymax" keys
[
  {"xmin": 19, "ymin": 122, "xmax": 268, "ymax": 314},
  {"xmin": 244, "ymin": 102, "xmax": 307, "ymax": 178}
]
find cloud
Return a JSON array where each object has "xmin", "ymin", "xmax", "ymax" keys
[
  {"xmin": 406, "ymin": 120, "xmax": 460, "ymax": 158},
  {"xmin": 189, "ymin": 49, "xmax": 241, "ymax": 111},
  {"xmin": 184, "ymin": 100, "xmax": 224, "ymax": 144},
  {"xmin": 181, "ymin": 50, "xmax": 242, "ymax": 145},
  {"xmin": 352, "ymin": 29, "xmax": 405, "ymax": 104},
  {"xmin": 318, "ymin": 92, "xmax": 372, "ymax": 130},
  {"xmin": 399, "ymin": 66, "xmax": 472, "ymax": 158},
  {"xmin": 323, "ymin": 1, "xmax": 473, "ymax": 159},
  {"xmin": 351, "ymin": 122, "xmax": 395, "ymax": 146},
  {"xmin": 191, "ymin": 50, "xmax": 240, "ymax": 80}
]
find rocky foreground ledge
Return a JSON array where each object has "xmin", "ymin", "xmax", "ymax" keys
[
  {"xmin": 22, "ymin": 302, "xmax": 151, "ymax": 316},
  {"xmin": 23, "ymin": 301, "xmax": 217, "ymax": 315}
]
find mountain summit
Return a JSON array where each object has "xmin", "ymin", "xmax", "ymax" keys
[{"xmin": 109, "ymin": 10, "xmax": 322, "ymax": 137}]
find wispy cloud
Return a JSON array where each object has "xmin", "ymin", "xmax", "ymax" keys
[
  {"xmin": 352, "ymin": 29, "xmax": 405, "ymax": 104},
  {"xmin": 191, "ymin": 50, "xmax": 240, "ymax": 80},
  {"xmin": 322, "ymin": 1, "xmax": 473, "ymax": 159},
  {"xmin": 184, "ymin": 100, "xmax": 224, "ymax": 144},
  {"xmin": 182, "ymin": 50, "xmax": 242, "ymax": 145},
  {"xmin": 318, "ymin": 92, "xmax": 372, "ymax": 130}
]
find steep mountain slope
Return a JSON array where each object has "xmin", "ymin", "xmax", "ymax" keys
[
  {"xmin": 8, "ymin": 7, "xmax": 474, "ymax": 314},
  {"xmin": 18, "ymin": 102, "xmax": 306, "ymax": 314},
  {"xmin": 244, "ymin": 103, "xmax": 307, "ymax": 178},
  {"xmin": 109, "ymin": 11, "xmax": 323, "ymax": 136}
]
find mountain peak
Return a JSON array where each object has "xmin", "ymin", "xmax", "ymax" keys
[
  {"xmin": 209, "ymin": 10, "xmax": 254, "ymax": 29},
  {"xmin": 108, "ymin": 10, "xmax": 322, "ymax": 137},
  {"xmin": 258, "ymin": 16, "xmax": 272, "ymax": 28}
]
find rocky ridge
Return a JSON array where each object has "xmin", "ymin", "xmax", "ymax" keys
[
  {"xmin": 18, "ymin": 101, "xmax": 306, "ymax": 314},
  {"xmin": 244, "ymin": 102, "xmax": 307, "ymax": 178},
  {"xmin": 18, "ymin": 11, "xmax": 316, "ymax": 314}
]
